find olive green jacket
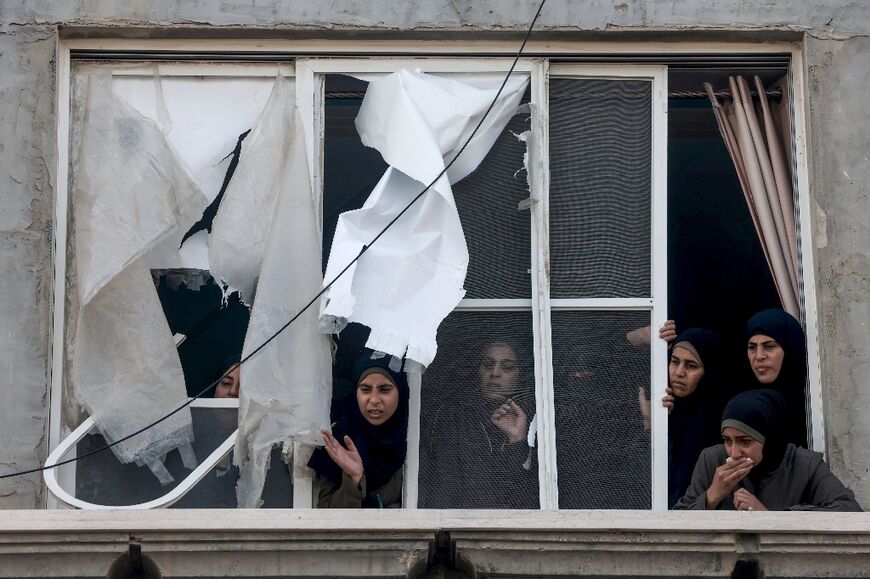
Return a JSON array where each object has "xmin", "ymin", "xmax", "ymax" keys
[
  {"xmin": 674, "ymin": 443, "xmax": 862, "ymax": 512},
  {"xmin": 316, "ymin": 469, "xmax": 403, "ymax": 509}
]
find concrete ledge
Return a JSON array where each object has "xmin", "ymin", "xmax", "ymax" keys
[{"xmin": 0, "ymin": 510, "xmax": 868, "ymax": 578}]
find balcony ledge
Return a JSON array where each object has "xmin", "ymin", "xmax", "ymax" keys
[{"xmin": 0, "ymin": 509, "xmax": 868, "ymax": 578}]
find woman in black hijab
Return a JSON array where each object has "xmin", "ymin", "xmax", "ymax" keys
[
  {"xmin": 663, "ymin": 328, "xmax": 726, "ymax": 508},
  {"xmin": 419, "ymin": 339, "xmax": 538, "ymax": 509},
  {"xmin": 674, "ymin": 389, "xmax": 861, "ymax": 511},
  {"xmin": 308, "ymin": 352, "xmax": 409, "ymax": 508},
  {"xmin": 745, "ymin": 309, "xmax": 808, "ymax": 447}
]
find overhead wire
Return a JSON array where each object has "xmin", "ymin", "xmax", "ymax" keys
[{"xmin": 0, "ymin": 0, "xmax": 548, "ymax": 481}]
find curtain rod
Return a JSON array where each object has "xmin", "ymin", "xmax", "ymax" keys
[
  {"xmin": 325, "ymin": 88, "xmax": 783, "ymax": 100},
  {"xmin": 670, "ymin": 88, "xmax": 783, "ymax": 100}
]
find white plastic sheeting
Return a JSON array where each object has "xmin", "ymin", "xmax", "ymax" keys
[
  {"xmin": 320, "ymin": 70, "xmax": 529, "ymax": 368},
  {"xmin": 71, "ymin": 71, "xmax": 205, "ymax": 483},
  {"xmin": 207, "ymin": 75, "xmax": 332, "ymax": 507}
]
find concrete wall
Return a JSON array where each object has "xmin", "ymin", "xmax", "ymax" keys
[
  {"xmin": 0, "ymin": 24, "xmax": 56, "ymax": 508},
  {"xmin": 0, "ymin": 1, "xmax": 868, "ymax": 508}
]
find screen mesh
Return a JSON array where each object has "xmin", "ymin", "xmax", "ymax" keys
[
  {"xmin": 74, "ymin": 408, "xmax": 292, "ymax": 508},
  {"xmin": 453, "ymin": 89, "xmax": 532, "ymax": 299},
  {"xmin": 548, "ymin": 78, "xmax": 652, "ymax": 298},
  {"xmin": 551, "ymin": 311, "xmax": 651, "ymax": 509},
  {"xmin": 418, "ymin": 311, "xmax": 539, "ymax": 509}
]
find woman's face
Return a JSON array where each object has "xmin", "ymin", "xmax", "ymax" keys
[
  {"xmin": 356, "ymin": 372, "xmax": 399, "ymax": 426},
  {"xmin": 722, "ymin": 426, "xmax": 764, "ymax": 466},
  {"xmin": 668, "ymin": 345, "xmax": 705, "ymax": 398},
  {"xmin": 479, "ymin": 344, "xmax": 520, "ymax": 402},
  {"xmin": 214, "ymin": 364, "xmax": 241, "ymax": 398},
  {"xmin": 747, "ymin": 334, "xmax": 785, "ymax": 384}
]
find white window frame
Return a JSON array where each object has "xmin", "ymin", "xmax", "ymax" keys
[
  {"xmin": 308, "ymin": 59, "xmax": 668, "ymax": 509},
  {"xmin": 535, "ymin": 64, "xmax": 669, "ymax": 509},
  {"xmin": 49, "ymin": 39, "xmax": 823, "ymax": 512},
  {"xmin": 48, "ymin": 61, "xmax": 300, "ymax": 509},
  {"xmin": 302, "ymin": 57, "xmax": 540, "ymax": 509}
]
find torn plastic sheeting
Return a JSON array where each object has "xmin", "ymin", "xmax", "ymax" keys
[
  {"xmin": 74, "ymin": 71, "xmax": 206, "ymax": 306},
  {"xmin": 208, "ymin": 74, "xmax": 300, "ymax": 304},
  {"xmin": 320, "ymin": 70, "xmax": 529, "ymax": 368},
  {"xmin": 110, "ymin": 67, "xmax": 277, "ymax": 272},
  {"xmin": 207, "ymin": 75, "xmax": 332, "ymax": 508},
  {"xmin": 73, "ymin": 261, "xmax": 197, "ymax": 483},
  {"xmin": 71, "ymin": 71, "xmax": 203, "ymax": 482}
]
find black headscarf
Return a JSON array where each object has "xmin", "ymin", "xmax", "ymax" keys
[
  {"xmin": 668, "ymin": 328, "xmax": 724, "ymax": 508},
  {"xmin": 745, "ymin": 309, "xmax": 808, "ymax": 447},
  {"xmin": 308, "ymin": 352, "xmax": 410, "ymax": 500},
  {"xmin": 721, "ymin": 388, "xmax": 788, "ymax": 480}
]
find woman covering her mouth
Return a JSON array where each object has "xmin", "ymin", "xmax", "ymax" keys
[
  {"xmin": 745, "ymin": 309, "xmax": 808, "ymax": 447},
  {"xmin": 674, "ymin": 388, "xmax": 861, "ymax": 512},
  {"xmin": 308, "ymin": 351, "xmax": 409, "ymax": 508},
  {"xmin": 662, "ymin": 327, "xmax": 726, "ymax": 508}
]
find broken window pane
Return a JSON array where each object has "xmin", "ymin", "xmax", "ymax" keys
[
  {"xmin": 70, "ymin": 70, "xmax": 205, "ymax": 482},
  {"xmin": 323, "ymin": 76, "xmax": 532, "ymax": 299},
  {"xmin": 320, "ymin": 70, "xmax": 530, "ymax": 368},
  {"xmin": 73, "ymin": 408, "xmax": 291, "ymax": 508},
  {"xmin": 206, "ymin": 74, "xmax": 332, "ymax": 508}
]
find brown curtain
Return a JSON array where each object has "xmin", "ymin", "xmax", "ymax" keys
[{"xmin": 705, "ymin": 76, "xmax": 800, "ymax": 317}]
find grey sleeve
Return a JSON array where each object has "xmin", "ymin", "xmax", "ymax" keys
[
  {"xmin": 785, "ymin": 456, "xmax": 863, "ymax": 512},
  {"xmin": 316, "ymin": 472, "xmax": 367, "ymax": 508},
  {"xmin": 673, "ymin": 448, "xmax": 717, "ymax": 510}
]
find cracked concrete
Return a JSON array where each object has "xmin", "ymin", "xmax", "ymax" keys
[{"xmin": 0, "ymin": 1, "xmax": 868, "ymax": 509}]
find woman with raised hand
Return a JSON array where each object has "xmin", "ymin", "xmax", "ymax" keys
[
  {"xmin": 308, "ymin": 352, "xmax": 409, "ymax": 508},
  {"xmin": 663, "ymin": 328, "xmax": 726, "ymax": 509},
  {"xmin": 674, "ymin": 389, "xmax": 860, "ymax": 511}
]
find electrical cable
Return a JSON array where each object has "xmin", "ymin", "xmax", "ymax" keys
[{"xmin": 0, "ymin": 0, "xmax": 547, "ymax": 481}]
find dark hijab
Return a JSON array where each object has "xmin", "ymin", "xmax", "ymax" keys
[
  {"xmin": 721, "ymin": 388, "xmax": 788, "ymax": 480},
  {"xmin": 668, "ymin": 328, "xmax": 724, "ymax": 508},
  {"xmin": 308, "ymin": 352, "xmax": 410, "ymax": 499},
  {"xmin": 745, "ymin": 309, "xmax": 808, "ymax": 447}
]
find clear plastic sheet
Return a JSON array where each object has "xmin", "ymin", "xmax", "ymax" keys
[
  {"xmin": 320, "ymin": 70, "xmax": 529, "ymax": 368},
  {"xmin": 71, "ymin": 71, "xmax": 204, "ymax": 482},
  {"xmin": 206, "ymin": 76, "xmax": 332, "ymax": 507}
]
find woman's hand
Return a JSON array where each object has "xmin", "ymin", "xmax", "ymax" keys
[
  {"xmin": 705, "ymin": 456, "xmax": 754, "ymax": 509},
  {"xmin": 733, "ymin": 488, "xmax": 768, "ymax": 512},
  {"xmin": 661, "ymin": 386, "xmax": 675, "ymax": 414},
  {"xmin": 491, "ymin": 399, "xmax": 528, "ymax": 444},
  {"xmin": 638, "ymin": 387, "xmax": 651, "ymax": 431},
  {"xmin": 321, "ymin": 430, "xmax": 364, "ymax": 486},
  {"xmin": 659, "ymin": 320, "xmax": 677, "ymax": 343}
]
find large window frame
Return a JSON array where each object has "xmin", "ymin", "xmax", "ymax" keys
[{"xmin": 49, "ymin": 39, "xmax": 823, "ymax": 511}]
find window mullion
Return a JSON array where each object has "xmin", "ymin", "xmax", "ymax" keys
[
  {"xmin": 650, "ymin": 65, "xmax": 670, "ymax": 511},
  {"xmin": 529, "ymin": 59, "xmax": 559, "ymax": 511},
  {"xmin": 403, "ymin": 370, "xmax": 423, "ymax": 509},
  {"xmin": 290, "ymin": 61, "xmax": 320, "ymax": 509}
]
